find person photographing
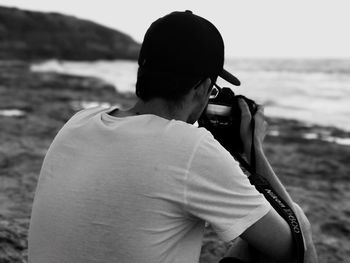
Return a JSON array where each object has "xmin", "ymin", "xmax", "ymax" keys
[{"xmin": 28, "ymin": 10, "xmax": 317, "ymax": 263}]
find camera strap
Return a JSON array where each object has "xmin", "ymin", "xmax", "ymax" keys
[
  {"xmin": 232, "ymin": 120, "xmax": 305, "ymax": 263},
  {"xmin": 199, "ymin": 89, "xmax": 304, "ymax": 262}
]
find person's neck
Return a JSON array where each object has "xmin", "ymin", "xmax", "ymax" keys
[{"xmin": 121, "ymin": 98, "xmax": 190, "ymax": 122}]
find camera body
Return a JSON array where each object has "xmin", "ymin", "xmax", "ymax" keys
[{"xmin": 198, "ymin": 87, "xmax": 258, "ymax": 154}]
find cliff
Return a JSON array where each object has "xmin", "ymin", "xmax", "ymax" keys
[{"xmin": 0, "ymin": 6, "xmax": 140, "ymax": 61}]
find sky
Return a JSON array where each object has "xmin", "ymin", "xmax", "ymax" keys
[{"xmin": 1, "ymin": 0, "xmax": 350, "ymax": 59}]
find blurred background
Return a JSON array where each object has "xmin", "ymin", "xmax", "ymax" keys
[{"xmin": 0, "ymin": 1, "xmax": 349, "ymax": 262}]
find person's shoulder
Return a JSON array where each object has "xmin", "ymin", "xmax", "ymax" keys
[
  {"xmin": 169, "ymin": 120, "xmax": 212, "ymax": 135},
  {"xmin": 167, "ymin": 120, "xmax": 213, "ymax": 143},
  {"xmin": 167, "ymin": 121, "xmax": 233, "ymax": 163},
  {"xmin": 190, "ymin": 126, "xmax": 240, "ymax": 169},
  {"xmin": 67, "ymin": 106, "xmax": 111, "ymax": 124}
]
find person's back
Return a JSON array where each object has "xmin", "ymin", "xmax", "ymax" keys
[{"xmin": 28, "ymin": 106, "xmax": 270, "ymax": 263}]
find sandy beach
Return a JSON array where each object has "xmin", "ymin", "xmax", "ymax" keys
[{"xmin": 1, "ymin": 61, "xmax": 349, "ymax": 263}]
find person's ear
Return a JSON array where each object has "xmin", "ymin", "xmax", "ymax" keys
[{"xmin": 195, "ymin": 77, "xmax": 212, "ymax": 96}]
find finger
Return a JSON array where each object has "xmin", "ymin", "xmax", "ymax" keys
[
  {"xmin": 254, "ymin": 105, "xmax": 266, "ymax": 122},
  {"xmin": 238, "ymin": 98, "xmax": 252, "ymax": 121},
  {"xmin": 255, "ymin": 105, "xmax": 264, "ymax": 115}
]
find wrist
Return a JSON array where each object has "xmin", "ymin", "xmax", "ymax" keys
[
  {"xmin": 242, "ymin": 141, "xmax": 264, "ymax": 164},
  {"xmin": 253, "ymin": 140, "xmax": 264, "ymax": 157}
]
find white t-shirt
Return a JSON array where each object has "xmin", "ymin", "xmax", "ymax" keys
[{"xmin": 28, "ymin": 106, "xmax": 271, "ymax": 263}]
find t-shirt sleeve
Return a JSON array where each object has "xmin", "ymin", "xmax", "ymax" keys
[{"xmin": 184, "ymin": 133, "xmax": 271, "ymax": 242}]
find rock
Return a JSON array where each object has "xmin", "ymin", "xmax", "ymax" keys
[
  {"xmin": 0, "ymin": 220, "xmax": 28, "ymax": 263},
  {"xmin": 0, "ymin": 6, "xmax": 140, "ymax": 61}
]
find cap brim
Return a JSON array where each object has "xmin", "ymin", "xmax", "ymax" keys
[{"xmin": 220, "ymin": 69, "xmax": 240, "ymax": 86}]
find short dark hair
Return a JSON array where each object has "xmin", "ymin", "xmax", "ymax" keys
[{"xmin": 136, "ymin": 70, "xmax": 202, "ymax": 102}]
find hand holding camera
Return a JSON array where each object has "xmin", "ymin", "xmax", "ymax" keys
[
  {"xmin": 198, "ymin": 87, "xmax": 265, "ymax": 162},
  {"xmin": 238, "ymin": 98, "xmax": 268, "ymax": 162}
]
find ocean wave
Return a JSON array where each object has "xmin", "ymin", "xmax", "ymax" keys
[
  {"xmin": 30, "ymin": 59, "xmax": 350, "ymax": 132},
  {"xmin": 226, "ymin": 58, "xmax": 350, "ymax": 75}
]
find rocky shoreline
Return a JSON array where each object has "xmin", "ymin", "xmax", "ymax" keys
[{"xmin": 1, "ymin": 61, "xmax": 349, "ymax": 263}]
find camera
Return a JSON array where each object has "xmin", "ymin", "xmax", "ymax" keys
[{"xmin": 198, "ymin": 87, "xmax": 258, "ymax": 154}]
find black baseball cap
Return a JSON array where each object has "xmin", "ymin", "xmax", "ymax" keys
[{"xmin": 138, "ymin": 10, "xmax": 240, "ymax": 86}]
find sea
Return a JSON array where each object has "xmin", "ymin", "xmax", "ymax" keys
[{"xmin": 30, "ymin": 58, "xmax": 350, "ymax": 138}]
